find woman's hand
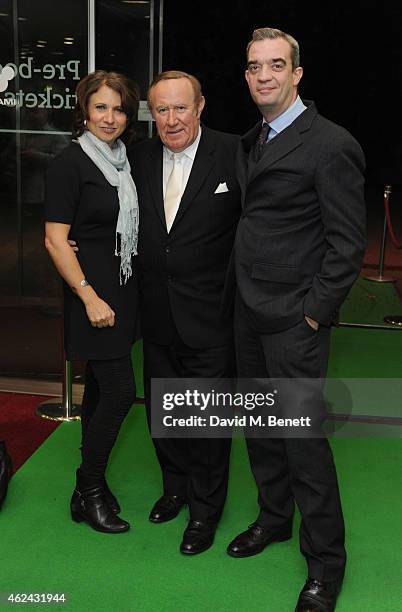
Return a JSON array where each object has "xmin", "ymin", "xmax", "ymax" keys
[
  {"xmin": 83, "ymin": 294, "xmax": 115, "ymax": 328},
  {"xmin": 45, "ymin": 223, "xmax": 115, "ymax": 328}
]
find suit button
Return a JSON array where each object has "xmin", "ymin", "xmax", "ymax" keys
[{"xmin": 165, "ymin": 246, "xmax": 171, "ymax": 253}]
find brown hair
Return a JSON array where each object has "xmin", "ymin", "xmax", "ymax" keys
[
  {"xmin": 147, "ymin": 70, "xmax": 203, "ymax": 108},
  {"xmin": 72, "ymin": 70, "xmax": 140, "ymax": 145},
  {"xmin": 247, "ymin": 27, "xmax": 300, "ymax": 70}
]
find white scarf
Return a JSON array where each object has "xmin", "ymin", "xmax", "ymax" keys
[{"xmin": 78, "ymin": 130, "xmax": 138, "ymax": 284}]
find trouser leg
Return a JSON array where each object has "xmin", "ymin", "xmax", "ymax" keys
[
  {"xmin": 234, "ymin": 295, "xmax": 295, "ymax": 528},
  {"xmin": 144, "ymin": 334, "xmax": 235, "ymax": 524},
  {"xmin": 80, "ymin": 362, "xmax": 99, "ymax": 452},
  {"xmin": 143, "ymin": 339, "xmax": 189, "ymax": 498},
  {"xmin": 79, "ymin": 355, "xmax": 136, "ymax": 485},
  {"xmin": 234, "ymin": 294, "xmax": 346, "ymax": 579}
]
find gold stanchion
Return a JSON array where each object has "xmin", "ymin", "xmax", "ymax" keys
[
  {"xmin": 365, "ymin": 185, "xmax": 396, "ymax": 283},
  {"xmin": 35, "ymin": 292, "xmax": 81, "ymax": 421},
  {"xmin": 36, "ymin": 292, "xmax": 81, "ymax": 420},
  {"xmin": 36, "ymin": 358, "xmax": 81, "ymax": 421}
]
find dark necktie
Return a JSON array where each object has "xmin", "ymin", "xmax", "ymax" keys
[{"xmin": 254, "ymin": 122, "xmax": 270, "ymax": 161}]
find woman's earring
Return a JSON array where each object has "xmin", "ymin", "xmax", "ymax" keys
[{"xmin": 84, "ymin": 119, "xmax": 87, "ymax": 127}]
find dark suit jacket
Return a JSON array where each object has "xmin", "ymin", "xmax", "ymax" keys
[
  {"xmin": 130, "ymin": 126, "xmax": 241, "ymax": 348},
  {"xmin": 234, "ymin": 100, "xmax": 366, "ymax": 332}
]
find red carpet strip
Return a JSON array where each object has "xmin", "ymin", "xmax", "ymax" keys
[{"xmin": 0, "ymin": 392, "xmax": 60, "ymax": 472}]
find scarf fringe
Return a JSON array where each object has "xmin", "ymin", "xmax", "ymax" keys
[
  {"xmin": 78, "ymin": 131, "xmax": 139, "ymax": 285},
  {"xmin": 115, "ymin": 207, "xmax": 139, "ymax": 285}
]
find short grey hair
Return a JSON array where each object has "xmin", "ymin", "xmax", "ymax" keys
[
  {"xmin": 246, "ymin": 27, "xmax": 300, "ymax": 70},
  {"xmin": 147, "ymin": 70, "xmax": 203, "ymax": 108}
]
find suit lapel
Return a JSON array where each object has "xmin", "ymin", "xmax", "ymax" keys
[
  {"xmin": 241, "ymin": 101, "xmax": 317, "ymax": 184},
  {"xmin": 247, "ymin": 122, "xmax": 303, "ymax": 182},
  {"xmin": 170, "ymin": 128, "xmax": 215, "ymax": 230},
  {"xmin": 147, "ymin": 138, "xmax": 165, "ymax": 227}
]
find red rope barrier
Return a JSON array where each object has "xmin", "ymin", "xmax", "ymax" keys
[{"xmin": 384, "ymin": 185, "xmax": 402, "ymax": 249}]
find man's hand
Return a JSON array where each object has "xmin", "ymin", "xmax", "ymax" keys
[
  {"xmin": 68, "ymin": 239, "xmax": 78, "ymax": 253},
  {"xmin": 305, "ymin": 315, "xmax": 319, "ymax": 331}
]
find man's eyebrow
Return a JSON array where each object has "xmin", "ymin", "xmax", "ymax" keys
[{"xmin": 247, "ymin": 57, "xmax": 287, "ymax": 67}]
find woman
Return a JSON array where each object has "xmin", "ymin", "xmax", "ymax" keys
[{"xmin": 45, "ymin": 70, "xmax": 140, "ymax": 534}]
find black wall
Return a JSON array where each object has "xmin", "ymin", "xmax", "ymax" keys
[{"xmin": 163, "ymin": 0, "xmax": 402, "ymax": 185}]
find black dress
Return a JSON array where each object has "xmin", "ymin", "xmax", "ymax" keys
[{"xmin": 45, "ymin": 142, "xmax": 139, "ymax": 361}]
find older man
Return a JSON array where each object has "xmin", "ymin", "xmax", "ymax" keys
[
  {"xmin": 130, "ymin": 71, "xmax": 240, "ymax": 555},
  {"xmin": 228, "ymin": 28, "xmax": 366, "ymax": 611}
]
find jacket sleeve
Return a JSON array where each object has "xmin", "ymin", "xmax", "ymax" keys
[{"xmin": 303, "ymin": 131, "xmax": 367, "ymax": 325}]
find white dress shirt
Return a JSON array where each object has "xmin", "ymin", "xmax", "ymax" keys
[{"xmin": 162, "ymin": 127, "xmax": 202, "ymax": 199}]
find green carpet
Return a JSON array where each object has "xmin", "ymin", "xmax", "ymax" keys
[
  {"xmin": 2, "ymin": 277, "xmax": 402, "ymax": 611},
  {"xmin": 326, "ymin": 278, "xmax": 402, "ymax": 426},
  {"xmin": 331, "ymin": 278, "xmax": 402, "ymax": 379},
  {"xmin": 329, "ymin": 327, "xmax": 402, "ymax": 378},
  {"xmin": 2, "ymin": 410, "xmax": 402, "ymax": 611},
  {"xmin": 339, "ymin": 278, "xmax": 402, "ymax": 327}
]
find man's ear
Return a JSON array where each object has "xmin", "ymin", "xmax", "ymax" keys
[
  {"xmin": 197, "ymin": 96, "xmax": 206, "ymax": 116},
  {"xmin": 293, "ymin": 66, "xmax": 303, "ymax": 87}
]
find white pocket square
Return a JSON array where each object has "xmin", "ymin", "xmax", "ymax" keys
[{"xmin": 214, "ymin": 182, "xmax": 229, "ymax": 194}]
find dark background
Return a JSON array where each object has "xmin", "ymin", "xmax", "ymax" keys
[
  {"xmin": 1, "ymin": 0, "xmax": 400, "ymax": 381},
  {"xmin": 162, "ymin": 0, "xmax": 402, "ymax": 186}
]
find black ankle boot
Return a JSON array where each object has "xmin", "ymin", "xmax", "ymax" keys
[
  {"xmin": 70, "ymin": 486, "xmax": 130, "ymax": 533},
  {"xmin": 71, "ymin": 470, "xmax": 129, "ymax": 533},
  {"xmin": 102, "ymin": 479, "xmax": 121, "ymax": 514},
  {"xmin": 71, "ymin": 479, "xmax": 121, "ymax": 515}
]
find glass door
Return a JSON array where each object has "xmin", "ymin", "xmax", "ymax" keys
[{"xmin": 0, "ymin": 0, "xmax": 162, "ymax": 380}]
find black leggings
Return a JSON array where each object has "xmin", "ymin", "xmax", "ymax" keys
[{"xmin": 79, "ymin": 355, "xmax": 136, "ymax": 484}]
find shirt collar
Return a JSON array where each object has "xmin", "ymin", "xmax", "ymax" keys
[
  {"xmin": 265, "ymin": 96, "xmax": 306, "ymax": 136},
  {"xmin": 163, "ymin": 126, "xmax": 202, "ymax": 161}
]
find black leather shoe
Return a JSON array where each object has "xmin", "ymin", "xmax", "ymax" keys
[
  {"xmin": 295, "ymin": 578, "xmax": 343, "ymax": 611},
  {"xmin": 227, "ymin": 522, "xmax": 292, "ymax": 557},
  {"xmin": 180, "ymin": 520, "xmax": 215, "ymax": 555},
  {"xmin": 149, "ymin": 494, "xmax": 186, "ymax": 523},
  {"xmin": 70, "ymin": 487, "xmax": 130, "ymax": 533},
  {"xmin": 0, "ymin": 441, "xmax": 12, "ymax": 510}
]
